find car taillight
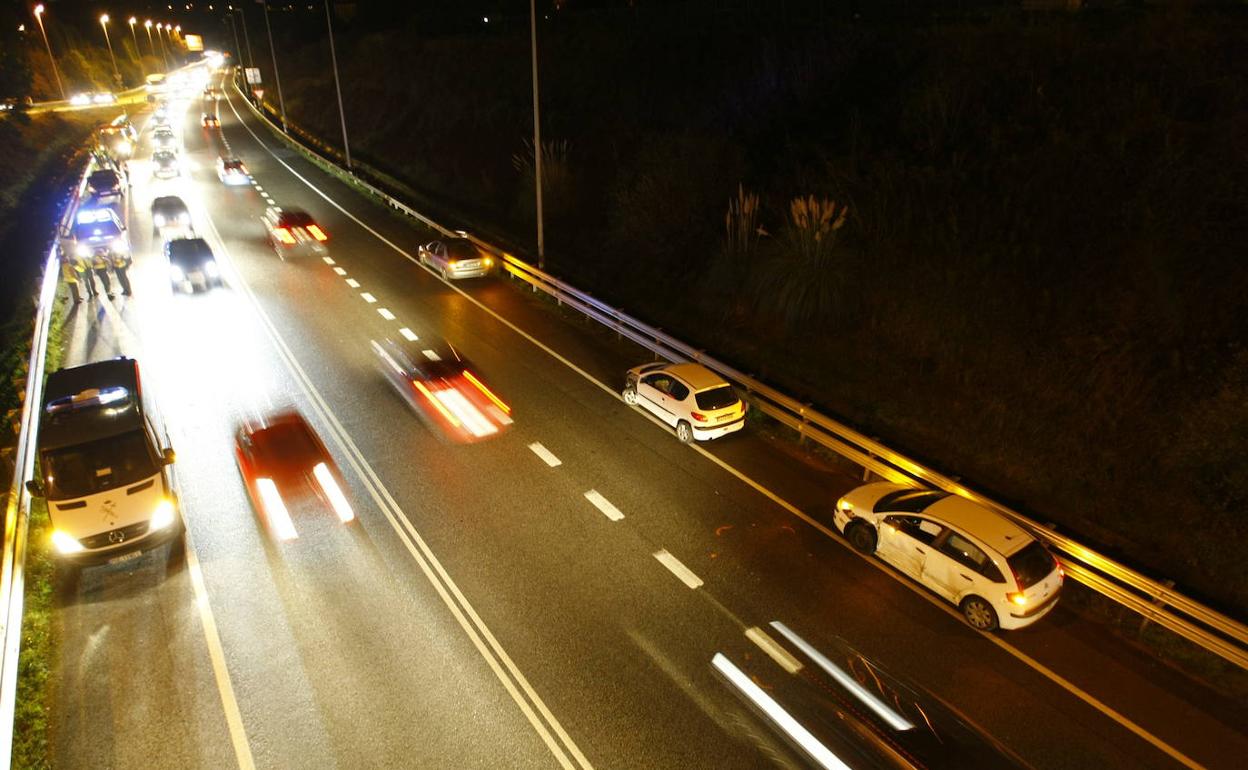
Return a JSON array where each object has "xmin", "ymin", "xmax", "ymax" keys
[
  {"xmin": 307, "ymin": 224, "xmax": 328, "ymax": 242},
  {"xmin": 690, "ymin": 411, "xmax": 708, "ymax": 422},
  {"xmin": 275, "ymin": 227, "xmax": 296, "ymax": 244}
]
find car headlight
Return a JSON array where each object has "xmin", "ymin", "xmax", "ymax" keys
[
  {"xmin": 178, "ymin": 213, "xmax": 190, "ymax": 224},
  {"xmin": 154, "ymin": 213, "xmax": 167, "ymax": 227},
  {"xmin": 76, "ymin": 243, "xmax": 91, "ymax": 258},
  {"xmin": 203, "ymin": 260, "xmax": 220, "ymax": 277},
  {"xmin": 169, "ymin": 265, "xmax": 184, "ymax": 281},
  {"xmin": 837, "ymin": 499, "xmax": 854, "ymax": 515},
  {"xmin": 149, "ymin": 499, "xmax": 176, "ymax": 530},
  {"xmin": 51, "ymin": 529, "xmax": 85, "ymax": 554}
]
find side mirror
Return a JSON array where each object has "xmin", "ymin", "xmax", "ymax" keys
[
  {"xmin": 162, "ymin": 447, "xmax": 177, "ymax": 465},
  {"xmin": 25, "ymin": 479, "xmax": 44, "ymax": 497}
]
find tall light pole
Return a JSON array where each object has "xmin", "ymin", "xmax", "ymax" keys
[
  {"xmin": 128, "ymin": 17, "xmax": 144, "ymax": 75},
  {"xmin": 324, "ymin": 0, "xmax": 351, "ymax": 169},
  {"xmin": 235, "ymin": 8, "xmax": 254, "ymax": 70},
  {"xmin": 100, "ymin": 14, "xmax": 121, "ymax": 88},
  {"xmin": 32, "ymin": 5, "xmax": 65, "ymax": 101},
  {"xmin": 261, "ymin": 0, "xmax": 287, "ymax": 131},
  {"xmin": 144, "ymin": 19, "xmax": 155, "ymax": 58},
  {"xmin": 226, "ymin": 12, "xmax": 243, "ymax": 70},
  {"xmin": 529, "ymin": 0, "xmax": 546, "ymax": 269},
  {"xmin": 155, "ymin": 23, "xmax": 170, "ymax": 70}
]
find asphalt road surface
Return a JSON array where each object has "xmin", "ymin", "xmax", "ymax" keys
[{"xmin": 42, "ymin": 71, "xmax": 1248, "ymax": 769}]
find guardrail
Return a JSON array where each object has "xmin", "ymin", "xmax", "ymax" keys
[
  {"xmin": 232, "ymin": 77, "xmax": 1248, "ymax": 670},
  {"xmin": 0, "ymin": 158, "xmax": 92, "ymax": 770}
]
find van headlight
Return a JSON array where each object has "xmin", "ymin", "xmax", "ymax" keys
[
  {"xmin": 149, "ymin": 499, "xmax": 176, "ymax": 530},
  {"xmin": 178, "ymin": 213, "xmax": 191, "ymax": 225},
  {"xmin": 51, "ymin": 529, "xmax": 85, "ymax": 554},
  {"xmin": 203, "ymin": 260, "xmax": 220, "ymax": 277},
  {"xmin": 169, "ymin": 265, "xmax": 184, "ymax": 282},
  {"xmin": 154, "ymin": 214, "xmax": 167, "ymax": 227}
]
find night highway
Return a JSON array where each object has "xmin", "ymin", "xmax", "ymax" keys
[{"xmin": 31, "ymin": 65, "xmax": 1245, "ymax": 769}]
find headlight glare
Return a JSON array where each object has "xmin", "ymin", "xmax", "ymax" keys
[
  {"xmin": 169, "ymin": 265, "xmax": 184, "ymax": 282},
  {"xmin": 51, "ymin": 529, "xmax": 85, "ymax": 554},
  {"xmin": 204, "ymin": 260, "xmax": 220, "ymax": 277},
  {"xmin": 154, "ymin": 214, "xmax": 167, "ymax": 227},
  {"xmin": 149, "ymin": 499, "xmax": 176, "ymax": 530},
  {"xmin": 76, "ymin": 244, "xmax": 91, "ymax": 258}
]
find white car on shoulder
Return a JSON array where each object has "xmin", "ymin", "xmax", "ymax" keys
[
  {"xmin": 834, "ymin": 482, "xmax": 1063, "ymax": 631},
  {"xmin": 623, "ymin": 362, "xmax": 746, "ymax": 443}
]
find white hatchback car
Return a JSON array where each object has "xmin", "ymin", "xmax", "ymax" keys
[
  {"xmin": 623, "ymin": 362, "xmax": 746, "ymax": 442},
  {"xmin": 834, "ymin": 483, "xmax": 1062, "ymax": 631}
]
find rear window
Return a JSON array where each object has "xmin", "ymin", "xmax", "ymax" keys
[
  {"xmin": 446, "ymin": 240, "xmax": 481, "ymax": 259},
  {"xmin": 875, "ymin": 489, "xmax": 949, "ymax": 514},
  {"xmin": 280, "ymin": 211, "xmax": 315, "ymax": 227},
  {"xmin": 694, "ymin": 385, "xmax": 738, "ymax": 410},
  {"xmin": 89, "ymin": 172, "xmax": 119, "ymax": 189},
  {"xmin": 1006, "ymin": 541, "xmax": 1057, "ymax": 589},
  {"xmin": 168, "ymin": 239, "xmax": 211, "ymax": 259}
]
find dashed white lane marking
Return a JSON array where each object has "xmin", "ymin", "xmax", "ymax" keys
[
  {"xmin": 361, "ymin": 292, "xmax": 377, "ymax": 304},
  {"xmin": 745, "ymin": 627, "xmax": 803, "ymax": 675},
  {"xmin": 345, "ymin": 278, "xmax": 360, "ymax": 288},
  {"xmin": 583, "ymin": 490, "xmax": 624, "ymax": 522},
  {"xmin": 377, "ymin": 308, "xmax": 395, "ymax": 321},
  {"xmin": 653, "ymin": 550, "xmax": 703, "ymax": 589},
  {"xmin": 421, "ymin": 349, "xmax": 441, "ymax": 361},
  {"xmin": 333, "ymin": 267, "xmax": 347, "ymax": 276},
  {"xmin": 322, "ymin": 256, "xmax": 336, "ymax": 265},
  {"xmin": 528, "ymin": 442, "xmax": 562, "ymax": 468},
  {"xmin": 399, "ymin": 327, "xmax": 418, "ymax": 342}
]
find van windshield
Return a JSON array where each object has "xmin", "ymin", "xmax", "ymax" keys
[{"xmin": 43, "ymin": 430, "xmax": 158, "ymax": 499}]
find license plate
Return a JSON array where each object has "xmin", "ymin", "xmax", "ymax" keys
[{"xmin": 108, "ymin": 550, "xmax": 142, "ymax": 565}]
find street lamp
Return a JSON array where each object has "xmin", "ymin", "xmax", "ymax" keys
[
  {"xmin": 234, "ymin": 8, "xmax": 255, "ymax": 70},
  {"xmin": 100, "ymin": 14, "xmax": 121, "ymax": 88},
  {"xmin": 32, "ymin": 4, "xmax": 65, "ymax": 101},
  {"xmin": 323, "ymin": 0, "xmax": 351, "ymax": 170},
  {"xmin": 529, "ymin": 0, "xmax": 546, "ymax": 268},
  {"xmin": 128, "ymin": 17, "xmax": 144, "ymax": 75},
  {"xmin": 144, "ymin": 19, "xmax": 155, "ymax": 57},
  {"xmin": 261, "ymin": 0, "xmax": 288, "ymax": 131},
  {"xmin": 155, "ymin": 23, "xmax": 170, "ymax": 70}
]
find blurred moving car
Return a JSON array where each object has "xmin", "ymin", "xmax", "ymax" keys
[
  {"xmin": 97, "ymin": 122, "xmax": 137, "ymax": 160},
  {"xmin": 165, "ymin": 237, "xmax": 222, "ymax": 293},
  {"xmin": 152, "ymin": 149, "xmax": 179, "ymax": 179},
  {"xmin": 417, "ymin": 236, "xmax": 494, "ymax": 280},
  {"xmin": 834, "ymin": 483, "xmax": 1063, "ymax": 631},
  {"xmin": 86, "ymin": 169, "xmax": 124, "ymax": 205},
  {"xmin": 217, "ymin": 157, "xmax": 249, "ymax": 185},
  {"xmin": 262, "ymin": 206, "xmax": 328, "ymax": 258},
  {"xmin": 623, "ymin": 362, "xmax": 746, "ymax": 443},
  {"xmin": 151, "ymin": 195, "xmax": 192, "ymax": 237},
  {"xmin": 235, "ymin": 411, "xmax": 355, "ymax": 541},
  {"xmin": 372, "ymin": 338, "xmax": 513, "ymax": 443},
  {"xmin": 153, "ymin": 105, "xmax": 170, "ymax": 126},
  {"xmin": 713, "ymin": 624, "xmax": 1029, "ymax": 770},
  {"xmin": 201, "ymin": 112, "xmax": 220, "ymax": 128}
]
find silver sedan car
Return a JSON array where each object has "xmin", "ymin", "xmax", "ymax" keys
[{"xmin": 418, "ymin": 237, "xmax": 495, "ymax": 280}]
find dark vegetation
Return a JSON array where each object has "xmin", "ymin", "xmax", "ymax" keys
[{"xmin": 244, "ymin": 0, "xmax": 1248, "ymax": 615}]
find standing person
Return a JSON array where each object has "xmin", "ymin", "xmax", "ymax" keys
[
  {"xmin": 60, "ymin": 254, "xmax": 83, "ymax": 303},
  {"xmin": 91, "ymin": 251, "xmax": 114, "ymax": 298},
  {"xmin": 111, "ymin": 250, "xmax": 133, "ymax": 296},
  {"xmin": 75, "ymin": 251, "xmax": 99, "ymax": 298}
]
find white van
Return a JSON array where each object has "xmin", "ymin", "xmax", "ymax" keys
[{"xmin": 27, "ymin": 358, "xmax": 184, "ymax": 574}]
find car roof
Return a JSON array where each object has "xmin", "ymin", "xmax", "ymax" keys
[
  {"xmin": 152, "ymin": 195, "xmax": 186, "ymax": 209},
  {"xmin": 167, "ymin": 238, "xmax": 211, "ymax": 257},
  {"xmin": 664, "ymin": 363, "xmax": 729, "ymax": 391},
  {"xmin": 40, "ymin": 359, "xmax": 143, "ymax": 449},
  {"xmin": 922, "ymin": 495, "xmax": 1034, "ymax": 556}
]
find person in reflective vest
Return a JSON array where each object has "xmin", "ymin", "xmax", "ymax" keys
[
  {"xmin": 111, "ymin": 251, "xmax": 133, "ymax": 296},
  {"xmin": 60, "ymin": 254, "xmax": 83, "ymax": 303},
  {"xmin": 90, "ymin": 252, "xmax": 114, "ymax": 298}
]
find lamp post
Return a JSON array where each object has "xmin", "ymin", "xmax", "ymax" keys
[
  {"xmin": 235, "ymin": 8, "xmax": 255, "ymax": 70},
  {"xmin": 128, "ymin": 17, "xmax": 144, "ymax": 75},
  {"xmin": 144, "ymin": 19, "xmax": 155, "ymax": 57},
  {"xmin": 100, "ymin": 14, "xmax": 121, "ymax": 88},
  {"xmin": 226, "ymin": 12, "xmax": 243, "ymax": 70},
  {"xmin": 529, "ymin": 0, "xmax": 546, "ymax": 269},
  {"xmin": 323, "ymin": 0, "xmax": 351, "ymax": 170},
  {"xmin": 260, "ymin": 0, "xmax": 287, "ymax": 132},
  {"xmin": 155, "ymin": 23, "xmax": 170, "ymax": 70},
  {"xmin": 32, "ymin": 5, "xmax": 65, "ymax": 101}
]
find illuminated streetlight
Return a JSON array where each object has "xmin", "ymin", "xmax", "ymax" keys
[
  {"xmin": 32, "ymin": 4, "xmax": 65, "ymax": 100},
  {"xmin": 100, "ymin": 14, "xmax": 121, "ymax": 87},
  {"xmin": 261, "ymin": 0, "xmax": 288, "ymax": 131}
]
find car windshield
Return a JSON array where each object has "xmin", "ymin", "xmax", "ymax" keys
[
  {"xmin": 1007, "ymin": 541, "xmax": 1057, "ymax": 589},
  {"xmin": 43, "ymin": 430, "xmax": 158, "ymax": 499},
  {"xmin": 89, "ymin": 173, "xmax": 118, "ymax": 189},
  {"xmin": 224, "ymin": 161, "xmax": 243, "ymax": 170},
  {"xmin": 446, "ymin": 240, "xmax": 480, "ymax": 259},
  {"xmin": 875, "ymin": 489, "xmax": 950, "ymax": 514},
  {"xmin": 694, "ymin": 384, "xmax": 737, "ymax": 410},
  {"xmin": 76, "ymin": 220, "xmax": 121, "ymax": 240},
  {"xmin": 155, "ymin": 152, "xmax": 175, "ymax": 163}
]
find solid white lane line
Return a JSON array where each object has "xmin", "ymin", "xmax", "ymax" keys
[
  {"xmin": 333, "ymin": 267, "xmax": 347, "ymax": 276},
  {"xmin": 528, "ymin": 442, "xmax": 562, "ymax": 468},
  {"xmin": 345, "ymin": 278, "xmax": 360, "ymax": 288},
  {"xmin": 653, "ymin": 550, "xmax": 703, "ymax": 589},
  {"xmin": 322, "ymin": 256, "xmax": 336, "ymax": 265},
  {"xmin": 361, "ymin": 292, "xmax": 377, "ymax": 303},
  {"xmin": 377, "ymin": 308, "xmax": 395, "ymax": 321},
  {"xmin": 184, "ymin": 530, "xmax": 256, "ymax": 770},
  {"xmin": 745, "ymin": 627, "xmax": 803, "ymax": 675},
  {"xmin": 421, "ymin": 349, "xmax": 441, "ymax": 361},
  {"xmin": 583, "ymin": 490, "xmax": 624, "ymax": 522},
  {"xmin": 399, "ymin": 327, "xmax": 418, "ymax": 342}
]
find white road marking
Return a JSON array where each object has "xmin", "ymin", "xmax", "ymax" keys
[
  {"xmin": 528, "ymin": 442, "xmax": 561, "ymax": 467},
  {"xmin": 185, "ymin": 530, "xmax": 257, "ymax": 770},
  {"xmin": 745, "ymin": 627, "xmax": 803, "ymax": 675},
  {"xmin": 583, "ymin": 490, "xmax": 624, "ymax": 522},
  {"xmin": 653, "ymin": 550, "xmax": 703, "ymax": 589},
  {"xmin": 333, "ymin": 267, "xmax": 347, "ymax": 276},
  {"xmin": 377, "ymin": 308, "xmax": 395, "ymax": 321},
  {"xmin": 345, "ymin": 278, "xmax": 360, "ymax": 288},
  {"xmin": 399, "ymin": 327, "xmax": 418, "ymax": 342},
  {"xmin": 253, "ymin": 185, "xmax": 263, "ymax": 192},
  {"xmin": 322, "ymin": 256, "xmax": 336, "ymax": 265},
  {"xmin": 361, "ymin": 292, "xmax": 377, "ymax": 303},
  {"xmin": 421, "ymin": 349, "xmax": 441, "ymax": 361}
]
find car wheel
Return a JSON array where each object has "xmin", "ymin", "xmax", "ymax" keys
[
  {"xmin": 622, "ymin": 386, "xmax": 638, "ymax": 405},
  {"xmin": 676, "ymin": 420, "xmax": 694, "ymax": 443},
  {"xmin": 961, "ymin": 596, "xmax": 999, "ymax": 631},
  {"xmin": 846, "ymin": 522, "xmax": 877, "ymax": 554},
  {"xmin": 441, "ymin": 265, "xmax": 450, "ymax": 281}
]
